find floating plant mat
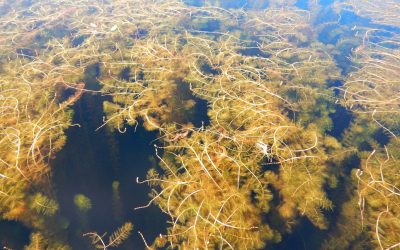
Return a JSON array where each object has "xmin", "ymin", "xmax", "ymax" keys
[{"xmin": 0, "ymin": 0, "xmax": 399, "ymax": 249}]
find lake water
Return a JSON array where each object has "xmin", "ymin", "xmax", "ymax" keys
[{"xmin": 0, "ymin": 0, "xmax": 399, "ymax": 249}]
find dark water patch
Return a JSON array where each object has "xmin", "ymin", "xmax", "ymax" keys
[
  {"xmin": 183, "ymin": 0, "xmax": 205, "ymax": 7},
  {"xmin": 191, "ymin": 18, "xmax": 221, "ymax": 32},
  {"xmin": 376, "ymin": 25, "xmax": 400, "ymax": 35},
  {"xmin": 340, "ymin": 11, "xmax": 400, "ymax": 34},
  {"xmin": 118, "ymin": 67, "xmax": 145, "ymax": 82},
  {"xmin": 316, "ymin": 8, "xmax": 366, "ymax": 45},
  {"xmin": 71, "ymin": 35, "xmax": 86, "ymax": 47},
  {"xmin": 270, "ymin": 217, "xmax": 323, "ymax": 250},
  {"xmin": 334, "ymin": 39, "xmax": 360, "ymax": 75},
  {"xmin": 114, "ymin": 125, "xmax": 169, "ymax": 248},
  {"xmin": 262, "ymin": 157, "xmax": 280, "ymax": 174},
  {"xmin": 319, "ymin": 0, "xmax": 333, "ymax": 6},
  {"xmin": 317, "ymin": 7, "xmax": 400, "ymax": 51},
  {"xmin": 295, "ymin": 0, "xmax": 309, "ymax": 10},
  {"xmin": 27, "ymin": 20, "xmax": 45, "ymax": 31},
  {"xmin": 322, "ymin": 153, "xmax": 361, "ymax": 244},
  {"xmin": 183, "ymin": 0, "xmax": 269, "ymax": 9},
  {"xmin": 368, "ymin": 29, "xmax": 397, "ymax": 41},
  {"xmin": 359, "ymin": 141, "xmax": 373, "ymax": 152},
  {"xmin": 51, "ymin": 65, "xmax": 168, "ymax": 248},
  {"xmin": 318, "ymin": 25, "xmax": 361, "ymax": 74},
  {"xmin": 130, "ymin": 28, "xmax": 149, "ymax": 40},
  {"xmin": 119, "ymin": 67, "xmax": 131, "ymax": 82},
  {"xmin": 52, "ymin": 92, "xmax": 116, "ymax": 249},
  {"xmin": 193, "ymin": 96, "xmax": 210, "ymax": 127},
  {"xmin": 327, "ymin": 79, "xmax": 343, "ymax": 96},
  {"xmin": 315, "ymin": 7, "xmax": 340, "ymax": 26},
  {"xmin": 0, "ymin": 220, "xmax": 31, "ymax": 249},
  {"xmin": 265, "ymin": 210, "xmax": 285, "ymax": 243},
  {"xmin": 339, "ymin": 10, "xmax": 400, "ymax": 34},
  {"xmin": 339, "ymin": 10, "xmax": 371, "ymax": 26},
  {"xmin": 318, "ymin": 24, "xmax": 352, "ymax": 45},
  {"xmin": 83, "ymin": 63, "xmax": 102, "ymax": 91},
  {"xmin": 371, "ymin": 39, "xmax": 400, "ymax": 50},
  {"xmin": 324, "ymin": 174, "xmax": 350, "ymax": 221},
  {"xmin": 0, "ymin": 2, "xmax": 11, "ymax": 16},
  {"xmin": 269, "ymin": 152, "xmax": 361, "ymax": 250},
  {"xmin": 285, "ymin": 108, "xmax": 296, "ymax": 123},
  {"xmin": 264, "ymin": 185, "xmax": 284, "ymax": 231},
  {"xmin": 238, "ymin": 46, "xmax": 271, "ymax": 58},
  {"xmin": 16, "ymin": 48, "xmax": 36, "ymax": 59},
  {"xmin": 246, "ymin": 0, "xmax": 269, "ymax": 9},
  {"xmin": 21, "ymin": 0, "xmax": 34, "ymax": 7},
  {"xmin": 197, "ymin": 58, "xmax": 221, "ymax": 76},
  {"xmin": 87, "ymin": 6, "xmax": 99, "ymax": 15},
  {"xmin": 269, "ymin": 153, "xmax": 361, "ymax": 249},
  {"xmin": 54, "ymin": 84, "xmax": 77, "ymax": 104},
  {"xmin": 327, "ymin": 104, "xmax": 352, "ymax": 138},
  {"xmin": 0, "ymin": 60, "xmax": 5, "ymax": 74},
  {"xmin": 372, "ymin": 128, "xmax": 391, "ymax": 147},
  {"xmin": 174, "ymin": 79, "xmax": 210, "ymax": 127},
  {"xmin": 341, "ymin": 153, "xmax": 361, "ymax": 176},
  {"xmin": 52, "ymin": 91, "xmax": 168, "ymax": 249},
  {"xmin": 220, "ymin": 0, "xmax": 247, "ymax": 9},
  {"xmin": 46, "ymin": 25, "xmax": 71, "ymax": 39},
  {"xmin": 324, "ymin": 153, "xmax": 360, "ymax": 215}
]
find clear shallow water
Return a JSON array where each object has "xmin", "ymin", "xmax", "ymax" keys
[{"xmin": 0, "ymin": 0, "xmax": 399, "ymax": 249}]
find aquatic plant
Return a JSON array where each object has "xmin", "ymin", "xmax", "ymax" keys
[
  {"xmin": 94, "ymin": 2, "xmax": 339, "ymax": 246},
  {"xmin": 333, "ymin": 0, "xmax": 400, "ymax": 27},
  {"xmin": 354, "ymin": 140, "xmax": 400, "ymax": 249},
  {"xmin": 338, "ymin": 32, "xmax": 400, "ymax": 138},
  {"xmin": 323, "ymin": 29, "xmax": 400, "ymax": 249},
  {"xmin": 0, "ymin": 61, "xmax": 75, "ymax": 246},
  {"xmin": 0, "ymin": 0, "xmax": 398, "ymax": 249},
  {"xmin": 28, "ymin": 193, "xmax": 59, "ymax": 216},
  {"xmin": 324, "ymin": 139, "xmax": 400, "ymax": 250},
  {"xmin": 83, "ymin": 222, "xmax": 133, "ymax": 249},
  {"xmin": 24, "ymin": 232, "xmax": 70, "ymax": 250},
  {"xmin": 73, "ymin": 194, "xmax": 92, "ymax": 213},
  {"xmin": 138, "ymin": 128, "xmax": 279, "ymax": 249}
]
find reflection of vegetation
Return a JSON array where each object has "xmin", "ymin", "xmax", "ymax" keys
[{"xmin": 0, "ymin": 0, "xmax": 398, "ymax": 249}]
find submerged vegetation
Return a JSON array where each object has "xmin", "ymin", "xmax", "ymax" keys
[{"xmin": 0, "ymin": 0, "xmax": 399, "ymax": 249}]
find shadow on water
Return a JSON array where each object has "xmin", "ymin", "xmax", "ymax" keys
[{"xmin": 0, "ymin": 220, "xmax": 30, "ymax": 249}]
